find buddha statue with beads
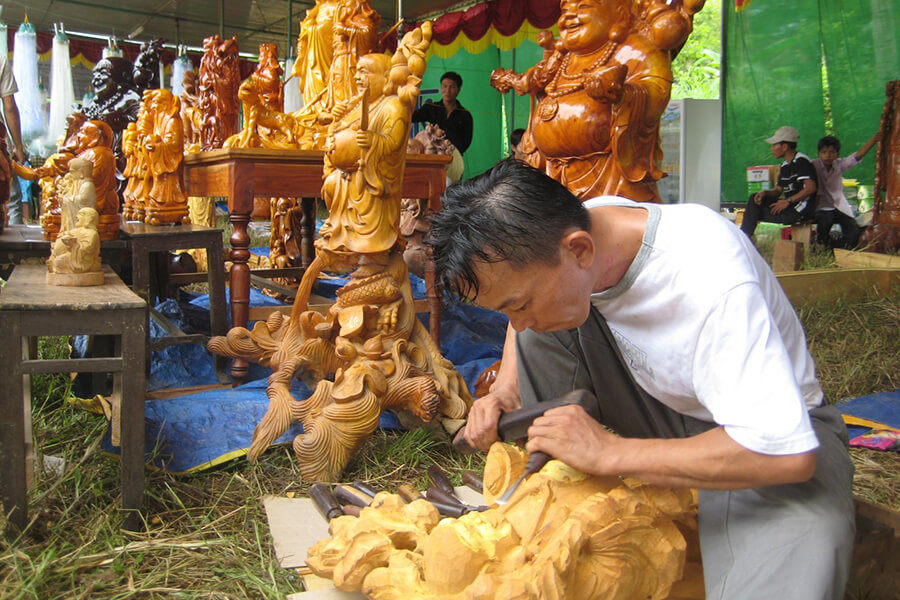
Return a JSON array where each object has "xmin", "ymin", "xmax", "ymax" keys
[{"xmin": 491, "ymin": 0, "xmax": 705, "ymax": 203}]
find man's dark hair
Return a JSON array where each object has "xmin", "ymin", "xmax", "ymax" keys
[
  {"xmin": 817, "ymin": 135, "xmax": 841, "ymax": 153},
  {"xmin": 510, "ymin": 128, "xmax": 525, "ymax": 148},
  {"xmin": 440, "ymin": 71, "xmax": 463, "ymax": 88},
  {"xmin": 783, "ymin": 141, "xmax": 798, "ymax": 150},
  {"xmin": 426, "ymin": 159, "xmax": 590, "ymax": 301}
]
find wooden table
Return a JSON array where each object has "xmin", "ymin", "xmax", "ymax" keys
[
  {"xmin": 119, "ymin": 221, "xmax": 229, "ymax": 383},
  {"xmin": 0, "ymin": 265, "xmax": 147, "ymax": 534},
  {"xmin": 184, "ymin": 148, "xmax": 451, "ymax": 384},
  {"xmin": 0, "ymin": 224, "xmax": 127, "ymax": 273}
]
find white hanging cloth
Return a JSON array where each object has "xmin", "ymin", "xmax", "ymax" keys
[
  {"xmin": 46, "ymin": 28, "xmax": 76, "ymax": 148},
  {"xmin": 12, "ymin": 20, "xmax": 46, "ymax": 143},
  {"xmin": 171, "ymin": 54, "xmax": 191, "ymax": 96},
  {"xmin": 283, "ymin": 56, "xmax": 302, "ymax": 113}
]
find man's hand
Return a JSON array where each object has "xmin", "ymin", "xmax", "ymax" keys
[
  {"xmin": 525, "ymin": 404, "xmax": 617, "ymax": 476},
  {"xmin": 770, "ymin": 198, "xmax": 791, "ymax": 215},
  {"xmin": 464, "ymin": 386, "xmax": 521, "ymax": 452},
  {"xmin": 13, "ymin": 145, "xmax": 25, "ymax": 164}
]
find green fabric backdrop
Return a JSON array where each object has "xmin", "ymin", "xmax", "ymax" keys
[{"xmin": 723, "ymin": 0, "xmax": 900, "ymax": 205}]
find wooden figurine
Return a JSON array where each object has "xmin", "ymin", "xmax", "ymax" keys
[
  {"xmin": 306, "ymin": 442, "xmax": 701, "ymax": 599},
  {"xmin": 291, "ymin": 0, "xmax": 381, "ymax": 150},
  {"xmin": 132, "ymin": 39, "xmax": 163, "ymax": 93},
  {"xmin": 56, "ymin": 158, "xmax": 98, "ymax": 234},
  {"xmin": 143, "ymin": 89, "xmax": 189, "ymax": 225},
  {"xmin": 121, "ymin": 91, "xmax": 153, "ymax": 221},
  {"xmin": 208, "ymin": 23, "xmax": 472, "ymax": 483},
  {"xmin": 179, "ymin": 70, "xmax": 204, "ymax": 154},
  {"xmin": 14, "ymin": 119, "xmax": 120, "ymax": 240},
  {"xmin": 401, "ymin": 124, "xmax": 462, "ymax": 277},
  {"xmin": 47, "ymin": 207, "xmax": 104, "ymax": 286},
  {"xmin": 490, "ymin": 0, "xmax": 704, "ymax": 203},
  {"xmin": 225, "ymin": 44, "xmax": 310, "ymax": 150},
  {"xmin": 198, "ymin": 35, "xmax": 241, "ymax": 151},
  {"xmin": 82, "ymin": 56, "xmax": 142, "ymax": 182},
  {"xmin": 861, "ymin": 80, "xmax": 900, "ymax": 253}
]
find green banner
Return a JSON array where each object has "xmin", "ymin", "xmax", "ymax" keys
[
  {"xmin": 723, "ymin": 0, "xmax": 825, "ymax": 204},
  {"xmin": 818, "ymin": 0, "xmax": 900, "ymax": 187}
]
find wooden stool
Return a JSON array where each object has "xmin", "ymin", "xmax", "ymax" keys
[
  {"xmin": 789, "ymin": 223, "xmax": 816, "ymax": 250},
  {"xmin": 0, "ymin": 265, "xmax": 147, "ymax": 534},
  {"xmin": 119, "ymin": 221, "xmax": 228, "ymax": 383}
]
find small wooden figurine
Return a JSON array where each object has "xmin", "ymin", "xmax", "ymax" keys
[
  {"xmin": 198, "ymin": 35, "xmax": 241, "ymax": 151},
  {"xmin": 47, "ymin": 207, "xmax": 104, "ymax": 286},
  {"xmin": 143, "ymin": 89, "xmax": 190, "ymax": 225}
]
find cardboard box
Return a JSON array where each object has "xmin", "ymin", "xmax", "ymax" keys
[{"xmin": 747, "ymin": 165, "xmax": 776, "ymax": 196}]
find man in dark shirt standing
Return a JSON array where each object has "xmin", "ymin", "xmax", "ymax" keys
[
  {"xmin": 741, "ymin": 125, "xmax": 818, "ymax": 239},
  {"xmin": 412, "ymin": 71, "xmax": 473, "ymax": 155}
]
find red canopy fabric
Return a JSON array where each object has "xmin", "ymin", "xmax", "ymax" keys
[{"xmin": 421, "ymin": 0, "xmax": 560, "ymax": 46}]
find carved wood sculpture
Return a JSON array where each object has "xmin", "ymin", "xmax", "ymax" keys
[
  {"xmin": 491, "ymin": 0, "xmax": 705, "ymax": 203},
  {"xmin": 83, "ymin": 55, "xmax": 142, "ymax": 186},
  {"xmin": 861, "ymin": 80, "xmax": 900, "ymax": 253},
  {"xmin": 142, "ymin": 89, "xmax": 190, "ymax": 225},
  {"xmin": 47, "ymin": 207, "xmax": 104, "ymax": 287},
  {"xmin": 14, "ymin": 119, "xmax": 120, "ymax": 240},
  {"xmin": 208, "ymin": 22, "xmax": 471, "ymax": 483},
  {"xmin": 198, "ymin": 35, "xmax": 241, "ymax": 151},
  {"xmin": 180, "ymin": 70, "xmax": 204, "ymax": 154},
  {"xmin": 401, "ymin": 124, "xmax": 460, "ymax": 278},
  {"xmin": 307, "ymin": 442, "xmax": 701, "ymax": 599},
  {"xmin": 291, "ymin": 0, "xmax": 381, "ymax": 150},
  {"xmin": 121, "ymin": 92, "xmax": 152, "ymax": 221},
  {"xmin": 225, "ymin": 44, "xmax": 311, "ymax": 150}
]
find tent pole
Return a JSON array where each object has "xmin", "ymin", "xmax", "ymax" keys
[
  {"xmin": 286, "ymin": 0, "xmax": 293, "ymax": 58},
  {"xmin": 219, "ymin": 0, "xmax": 225, "ymax": 38}
]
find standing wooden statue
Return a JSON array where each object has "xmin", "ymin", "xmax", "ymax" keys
[
  {"xmin": 490, "ymin": 0, "xmax": 704, "ymax": 202},
  {"xmin": 121, "ymin": 91, "xmax": 153, "ymax": 221},
  {"xmin": 198, "ymin": 35, "xmax": 241, "ymax": 151},
  {"xmin": 144, "ymin": 90, "xmax": 189, "ymax": 225},
  {"xmin": 14, "ymin": 119, "xmax": 120, "ymax": 240},
  {"xmin": 208, "ymin": 23, "xmax": 472, "ymax": 483}
]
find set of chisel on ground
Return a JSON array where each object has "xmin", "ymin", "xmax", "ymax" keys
[{"xmin": 309, "ymin": 465, "xmax": 486, "ymax": 522}]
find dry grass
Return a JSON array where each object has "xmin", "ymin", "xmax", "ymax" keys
[{"xmin": 1, "ymin": 259, "xmax": 897, "ymax": 599}]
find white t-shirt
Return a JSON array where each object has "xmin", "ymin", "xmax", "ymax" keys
[{"xmin": 587, "ymin": 197, "xmax": 821, "ymax": 455}]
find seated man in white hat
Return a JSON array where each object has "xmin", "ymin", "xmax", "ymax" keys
[{"xmin": 741, "ymin": 125, "xmax": 818, "ymax": 239}]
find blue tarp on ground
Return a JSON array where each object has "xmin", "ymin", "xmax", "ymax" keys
[
  {"xmin": 836, "ymin": 389, "xmax": 900, "ymax": 439},
  {"xmin": 102, "ymin": 274, "xmax": 508, "ymax": 474}
]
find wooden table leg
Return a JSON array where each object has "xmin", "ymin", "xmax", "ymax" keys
[
  {"xmin": 119, "ymin": 309, "xmax": 147, "ymax": 531},
  {"xmin": 300, "ymin": 197, "xmax": 316, "ymax": 269},
  {"xmin": 206, "ymin": 233, "xmax": 229, "ymax": 384},
  {"xmin": 0, "ymin": 314, "xmax": 27, "ymax": 535},
  {"xmin": 228, "ymin": 212, "xmax": 251, "ymax": 385}
]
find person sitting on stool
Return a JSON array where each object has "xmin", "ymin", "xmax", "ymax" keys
[
  {"xmin": 812, "ymin": 133, "xmax": 878, "ymax": 250},
  {"xmin": 741, "ymin": 126, "xmax": 817, "ymax": 240}
]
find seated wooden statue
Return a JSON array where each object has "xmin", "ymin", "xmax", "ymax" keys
[
  {"xmin": 47, "ymin": 207, "xmax": 104, "ymax": 286},
  {"xmin": 490, "ymin": 0, "xmax": 704, "ymax": 203},
  {"xmin": 208, "ymin": 23, "xmax": 472, "ymax": 483},
  {"xmin": 307, "ymin": 442, "xmax": 702, "ymax": 599}
]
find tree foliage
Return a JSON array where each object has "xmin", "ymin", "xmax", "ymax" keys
[{"xmin": 671, "ymin": 0, "xmax": 722, "ymax": 99}]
